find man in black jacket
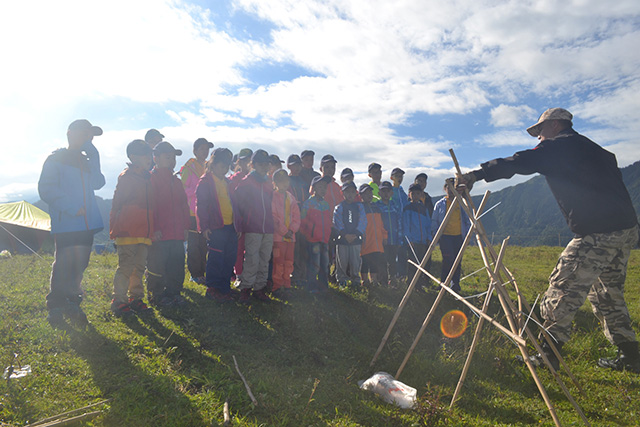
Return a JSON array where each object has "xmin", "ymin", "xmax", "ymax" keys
[{"xmin": 460, "ymin": 108, "xmax": 639, "ymax": 373}]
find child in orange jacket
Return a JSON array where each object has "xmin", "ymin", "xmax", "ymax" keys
[
  {"xmin": 359, "ymin": 184, "xmax": 387, "ymax": 286},
  {"xmin": 271, "ymin": 170, "xmax": 301, "ymax": 296}
]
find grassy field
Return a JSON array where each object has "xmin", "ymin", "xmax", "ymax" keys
[{"xmin": 1, "ymin": 246, "xmax": 639, "ymax": 426}]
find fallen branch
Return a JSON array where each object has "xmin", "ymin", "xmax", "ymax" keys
[
  {"xmin": 26, "ymin": 400, "xmax": 110, "ymax": 427},
  {"xmin": 27, "ymin": 411, "xmax": 103, "ymax": 427},
  {"xmin": 232, "ymin": 355, "xmax": 258, "ymax": 406}
]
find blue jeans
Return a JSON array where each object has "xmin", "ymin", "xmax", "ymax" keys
[
  {"xmin": 307, "ymin": 241, "xmax": 329, "ymax": 291},
  {"xmin": 206, "ymin": 225, "xmax": 238, "ymax": 293}
]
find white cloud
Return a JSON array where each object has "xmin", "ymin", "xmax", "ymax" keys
[
  {"xmin": 475, "ymin": 130, "xmax": 536, "ymax": 148},
  {"xmin": 490, "ymin": 105, "xmax": 536, "ymax": 128},
  {"xmin": 2, "ymin": 0, "xmax": 640, "ymax": 203}
]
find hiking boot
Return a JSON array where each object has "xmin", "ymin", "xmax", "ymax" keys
[
  {"xmin": 598, "ymin": 342, "xmax": 640, "ymax": 373},
  {"xmin": 47, "ymin": 307, "xmax": 66, "ymax": 328},
  {"xmin": 111, "ymin": 300, "xmax": 133, "ymax": 317},
  {"xmin": 516, "ymin": 341, "xmax": 562, "ymax": 371},
  {"xmin": 191, "ymin": 276, "xmax": 206, "ymax": 285},
  {"xmin": 206, "ymin": 288, "xmax": 234, "ymax": 302},
  {"xmin": 128, "ymin": 298, "xmax": 151, "ymax": 313},
  {"xmin": 65, "ymin": 303, "xmax": 89, "ymax": 326},
  {"xmin": 253, "ymin": 289, "xmax": 271, "ymax": 302},
  {"xmin": 238, "ymin": 288, "xmax": 252, "ymax": 304},
  {"xmin": 172, "ymin": 295, "xmax": 187, "ymax": 306}
]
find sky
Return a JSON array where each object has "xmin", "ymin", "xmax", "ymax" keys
[{"xmin": 2, "ymin": 0, "xmax": 640, "ymax": 203}]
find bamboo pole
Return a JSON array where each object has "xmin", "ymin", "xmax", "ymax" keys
[
  {"xmin": 450, "ymin": 238, "xmax": 509, "ymax": 407},
  {"xmin": 449, "ymin": 151, "xmax": 589, "ymax": 426},
  {"xmin": 394, "ymin": 192, "xmax": 491, "ymax": 379},
  {"xmin": 369, "ymin": 194, "xmax": 460, "ymax": 367}
]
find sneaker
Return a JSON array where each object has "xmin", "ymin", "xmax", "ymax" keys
[
  {"xmin": 111, "ymin": 300, "xmax": 133, "ymax": 317},
  {"xmin": 338, "ymin": 281, "xmax": 348, "ymax": 290},
  {"xmin": 128, "ymin": 298, "xmax": 151, "ymax": 313},
  {"xmin": 253, "ymin": 289, "xmax": 271, "ymax": 302},
  {"xmin": 238, "ymin": 288, "xmax": 252, "ymax": 304},
  {"xmin": 47, "ymin": 308, "xmax": 66, "ymax": 328}
]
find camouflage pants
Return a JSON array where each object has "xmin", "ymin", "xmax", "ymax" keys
[{"xmin": 540, "ymin": 225, "xmax": 639, "ymax": 345}]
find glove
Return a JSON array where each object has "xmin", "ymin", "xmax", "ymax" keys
[{"xmin": 456, "ymin": 172, "xmax": 476, "ymax": 191}]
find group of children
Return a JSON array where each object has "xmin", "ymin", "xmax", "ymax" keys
[
  {"xmin": 109, "ymin": 134, "xmax": 474, "ymax": 311},
  {"xmin": 40, "ymin": 120, "xmax": 472, "ymax": 323}
]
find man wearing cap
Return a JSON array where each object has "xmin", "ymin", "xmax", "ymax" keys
[
  {"xmin": 319, "ymin": 154, "xmax": 344, "ymax": 283},
  {"xmin": 38, "ymin": 119, "xmax": 106, "ymax": 326},
  {"xmin": 341, "ymin": 168, "xmax": 362, "ymax": 202},
  {"xmin": 145, "ymin": 129, "xmax": 164, "ymax": 149},
  {"xmin": 180, "ymin": 138, "xmax": 214, "ymax": 285},
  {"xmin": 229, "ymin": 148, "xmax": 253, "ymax": 279},
  {"xmin": 229, "ymin": 148, "xmax": 253, "ymax": 193},
  {"xmin": 459, "ymin": 107, "xmax": 640, "ymax": 373},
  {"xmin": 414, "ymin": 173, "xmax": 434, "ymax": 217},
  {"xmin": 287, "ymin": 154, "xmax": 310, "ymax": 287},
  {"xmin": 287, "ymin": 154, "xmax": 308, "ymax": 205},
  {"xmin": 144, "ymin": 129, "xmax": 164, "ymax": 170},
  {"xmin": 300, "ymin": 150, "xmax": 320, "ymax": 192},
  {"xmin": 319, "ymin": 155, "xmax": 344, "ymax": 213},
  {"xmin": 390, "ymin": 167, "xmax": 409, "ymax": 279},
  {"xmin": 368, "ymin": 163, "xmax": 383, "ymax": 201},
  {"xmin": 268, "ymin": 154, "xmax": 284, "ymax": 178}
]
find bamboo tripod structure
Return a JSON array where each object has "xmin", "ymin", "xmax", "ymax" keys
[{"xmin": 369, "ymin": 150, "xmax": 590, "ymax": 427}]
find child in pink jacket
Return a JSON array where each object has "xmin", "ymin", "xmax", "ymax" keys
[{"xmin": 271, "ymin": 169, "xmax": 301, "ymax": 296}]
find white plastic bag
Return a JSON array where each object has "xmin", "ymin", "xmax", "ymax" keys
[{"xmin": 358, "ymin": 371, "xmax": 417, "ymax": 409}]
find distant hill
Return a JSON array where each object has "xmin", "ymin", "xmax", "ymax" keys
[
  {"xmin": 33, "ymin": 161, "xmax": 640, "ymax": 248},
  {"xmin": 469, "ymin": 160, "xmax": 640, "ymax": 246}
]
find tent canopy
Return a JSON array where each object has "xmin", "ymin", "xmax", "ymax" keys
[{"xmin": 0, "ymin": 201, "xmax": 51, "ymax": 231}]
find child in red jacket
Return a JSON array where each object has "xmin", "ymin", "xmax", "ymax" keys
[
  {"xmin": 110, "ymin": 140, "xmax": 154, "ymax": 316},
  {"xmin": 300, "ymin": 175, "xmax": 333, "ymax": 292},
  {"xmin": 271, "ymin": 170, "xmax": 301, "ymax": 296},
  {"xmin": 148, "ymin": 142, "xmax": 191, "ymax": 307}
]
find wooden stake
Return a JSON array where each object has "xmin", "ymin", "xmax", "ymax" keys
[
  {"xmin": 450, "ymin": 238, "xmax": 509, "ymax": 407},
  {"xmin": 223, "ymin": 400, "xmax": 231, "ymax": 426}
]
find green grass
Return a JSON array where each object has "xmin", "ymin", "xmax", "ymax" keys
[{"xmin": 1, "ymin": 246, "xmax": 639, "ymax": 426}]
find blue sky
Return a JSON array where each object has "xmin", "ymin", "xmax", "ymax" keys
[{"xmin": 2, "ymin": 0, "xmax": 640, "ymax": 203}]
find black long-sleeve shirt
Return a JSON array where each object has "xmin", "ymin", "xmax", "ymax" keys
[{"xmin": 472, "ymin": 128, "xmax": 637, "ymax": 236}]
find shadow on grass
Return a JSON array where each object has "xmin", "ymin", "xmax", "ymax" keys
[{"xmin": 67, "ymin": 322, "xmax": 208, "ymax": 426}]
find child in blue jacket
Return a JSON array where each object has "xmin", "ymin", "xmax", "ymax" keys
[
  {"xmin": 403, "ymin": 183, "xmax": 432, "ymax": 286},
  {"xmin": 376, "ymin": 181, "xmax": 403, "ymax": 286}
]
